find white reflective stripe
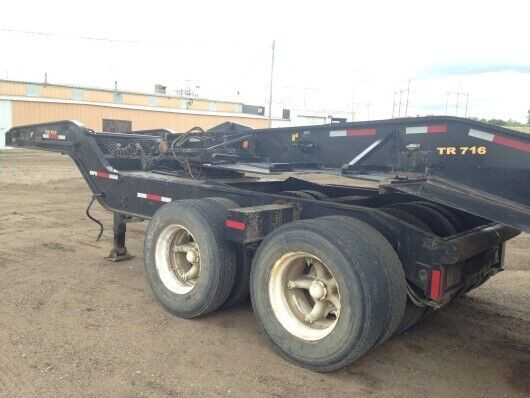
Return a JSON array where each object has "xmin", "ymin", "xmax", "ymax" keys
[
  {"xmin": 468, "ymin": 129, "xmax": 494, "ymax": 142},
  {"xmin": 89, "ymin": 170, "xmax": 119, "ymax": 180},
  {"xmin": 406, "ymin": 126, "xmax": 428, "ymax": 134},
  {"xmin": 329, "ymin": 130, "xmax": 347, "ymax": 137},
  {"xmin": 42, "ymin": 134, "xmax": 65, "ymax": 140},
  {"xmin": 137, "ymin": 192, "xmax": 171, "ymax": 202}
]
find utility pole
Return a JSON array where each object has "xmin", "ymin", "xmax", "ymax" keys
[
  {"xmin": 398, "ymin": 90, "xmax": 403, "ymax": 117},
  {"xmin": 392, "ymin": 91, "xmax": 396, "ymax": 118},
  {"xmin": 393, "ymin": 83, "xmax": 409, "ymax": 118},
  {"xmin": 268, "ymin": 40, "xmax": 275, "ymax": 128},
  {"xmin": 446, "ymin": 91, "xmax": 470, "ymax": 117},
  {"xmin": 405, "ymin": 79, "xmax": 410, "ymax": 116}
]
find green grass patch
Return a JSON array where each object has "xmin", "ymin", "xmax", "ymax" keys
[{"xmin": 508, "ymin": 125, "xmax": 530, "ymax": 134}]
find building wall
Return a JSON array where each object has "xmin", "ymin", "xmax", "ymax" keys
[
  {"xmin": 0, "ymin": 100, "xmax": 12, "ymax": 148},
  {"xmin": 270, "ymin": 107, "xmax": 353, "ymax": 128},
  {"xmin": 10, "ymin": 101, "xmax": 268, "ymax": 131},
  {"xmin": 0, "ymin": 80, "xmax": 246, "ymax": 114}
]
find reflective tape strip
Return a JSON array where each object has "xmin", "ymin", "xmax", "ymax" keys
[
  {"xmin": 427, "ymin": 125, "xmax": 447, "ymax": 133},
  {"xmin": 469, "ymin": 129, "xmax": 530, "ymax": 153},
  {"xmin": 330, "ymin": 128, "xmax": 376, "ymax": 137},
  {"xmin": 42, "ymin": 133, "xmax": 66, "ymax": 140},
  {"xmin": 330, "ymin": 130, "xmax": 347, "ymax": 137},
  {"xmin": 493, "ymin": 135, "xmax": 530, "ymax": 153},
  {"xmin": 406, "ymin": 125, "xmax": 447, "ymax": 134},
  {"xmin": 347, "ymin": 128, "xmax": 376, "ymax": 136},
  {"xmin": 137, "ymin": 192, "xmax": 172, "ymax": 203},
  {"xmin": 89, "ymin": 170, "xmax": 118, "ymax": 180},
  {"xmin": 468, "ymin": 129, "xmax": 494, "ymax": 141},
  {"xmin": 406, "ymin": 126, "xmax": 428, "ymax": 134},
  {"xmin": 226, "ymin": 219, "xmax": 245, "ymax": 230}
]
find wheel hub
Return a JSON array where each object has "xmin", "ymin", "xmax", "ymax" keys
[
  {"xmin": 154, "ymin": 224, "xmax": 201, "ymax": 294},
  {"xmin": 309, "ymin": 280, "xmax": 327, "ymax": 300},
  {"xmin": 185, "ymin": 249, "xmax": 199, "ymax": 264},
  {"xmin": 269, "ymin": 252, "xmax": 341, "ymax": 340}
]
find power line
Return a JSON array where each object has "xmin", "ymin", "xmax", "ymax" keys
[{"xmin": 0, "ymin": 26, "xmax": 186, "ymax": 46}]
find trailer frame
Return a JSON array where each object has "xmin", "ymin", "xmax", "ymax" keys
[{"xmin": 5, "ymin": 116, "xmax": 528, "ymax": 371}]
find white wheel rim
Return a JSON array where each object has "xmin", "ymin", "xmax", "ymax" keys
[
  {"xmin": 269, "ymin": 252, "xmax": 341, "ymax": 341},
  {"xmin": 155, "ymin": 224, "xmax": 201, "ymax": 294}
]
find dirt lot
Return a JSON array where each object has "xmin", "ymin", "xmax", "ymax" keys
[{"xmin": 0, "ymin": 150, "xmax": 528, "ymax": 397}]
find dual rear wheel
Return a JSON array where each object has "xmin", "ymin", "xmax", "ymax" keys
[
  {"xmin": 250, "ymin": 217, "xmax": 406, "ymax": 371},
  {"xmin": 144, "ymin": 199, "xmax": 416, "ymax": 371},
  {"xmin": 144, "ymin": 198, "xmax": 243, "ymax": 318}
]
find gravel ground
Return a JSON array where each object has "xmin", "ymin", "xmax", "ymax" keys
[{"xmin": 0, "ymin": 149, "xmax": 528, "ymax": 397}]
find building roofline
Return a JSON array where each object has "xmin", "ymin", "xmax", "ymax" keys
[
  {"xmin": 0, "ymin": 94, "xmax": 267, "ymax": 119},
  {"xmin": 0, "ymin": 78, "xmax": 251, "ymax": 106}
]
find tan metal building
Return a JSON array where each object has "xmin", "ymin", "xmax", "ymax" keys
[{"xmin": 0, "ymin": 80, "xmax": 268, "ymax": 147}]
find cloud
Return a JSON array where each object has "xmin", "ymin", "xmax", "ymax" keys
[{"xmin": 418, "ymin": 64, "xmax": 530, "ymax": 78}]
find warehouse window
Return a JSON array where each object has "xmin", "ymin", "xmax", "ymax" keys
[
  {"xmin": 209, "ymin": 101, "xmax": 217, "ymax": 112},
  {"xmin": 26, "ymin": 84, "xmax": 40, "ymax": 97},
  {"xmin": 148, "ymin": 96, "xmax": 158, "ymax": 107},
  {"xmin": 234, "ymin": 103, "xmax": 243, "ymax": 113},
  {"xmin": 103, "ymin": 119, "xmax": 132, "ymax": 133},
  {"xmin": 180, "ymin": 99, "xmax": 188, "ymax": 109},
  {"xmin": 72, "ymin": 88, "xmax": 84, "ymax": 101}
]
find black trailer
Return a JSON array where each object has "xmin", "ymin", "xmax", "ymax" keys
[{"xmin": 5, "ymin": 116, "xmax": 529, "ymax": 371}]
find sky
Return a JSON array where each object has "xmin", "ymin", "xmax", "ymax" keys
[{"xmin": 1, "ymin": 0, "xmax": 529, "ymax": 122}]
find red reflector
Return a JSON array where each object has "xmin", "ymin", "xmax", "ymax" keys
[
  {"xmin": 427, "ymin": 125, "xmax": 447, "ymax": 134},
  {"xmin": 226, "ymin": 219, "xmax": 245, "ymax": 231},
  {"xmin": 346, "ymin": 128, "xmax": 376, "ymax": 137},
  {"xmin": 429, "ymin": 269, "xmax": 442, "ymax": 300},
  {"xmin": 146, "ymin": 193, "xmax": 162, "ymax": 202},
  {"xmin": 493, "ymin": 135, "xmax": 530, "ymax": 153}
]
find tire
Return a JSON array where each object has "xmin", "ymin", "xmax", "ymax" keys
[
  {"xmin": 389, "ymin": 202, "xmax": 457, "ymax": 237},
  {"xmin": 321, "ymin": 216, "xmax": 407, "ymax": 345},
  {"xmin": 299, "ymin": 190, "xmax": 328, "ymax": 200},
  {"xmin": 144, "ymin": 199, "xmax": 236, "ymax": 318},
  {"xmin": 202, "ymin": 196, "xmax": 239, "ymax": 210},
  {"xmin": 202, "ymin": 197, "xmax": 251, "ymax": 308},
  {"xmin": 250, "ymin": 218, "xmax": 394, "ymax": 372},
  {"xmin": 395, "ymin": 299, "xmax": 427, "ymax": 335},
  {"xmin": 380, "ymin": 207, "xmax": 432, "ymax": 232},
  {"xmin": 382, "ymin": 206, "xmax": 430, "ymax": 334},
  {"xmin": 279, "ymin": 190, "xmax": 315, "ymax": 199},
  {"xmin": 415, "ymin": 202, "xmax": 466, "ymax": 232}
]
